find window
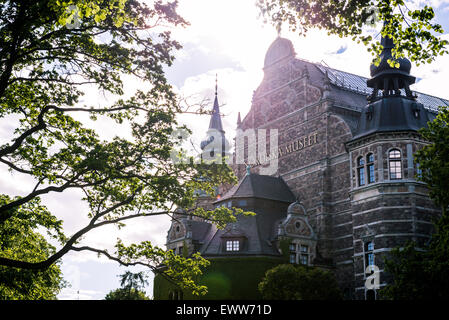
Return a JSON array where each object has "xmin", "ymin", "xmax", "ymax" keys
[
  {"xmin": 288, "ymin": 242, "xmax": 310, "ymax": 266},
  {"xmin": 178, "ymin": 246, "xmax": 183, "ymax": 255},
  {"xmin": 289, "ymin": 243, "xmax": 296, "ymax": 263},
  {"xmin": 226, "ymin": 240, "xmax": 240, "ymax": 252},
  {"xmin": 367, "ymin": 153, "xmax": 375, "ymax": 184},
  {"xmin": 238, "ymin": 200, "xmax": 247, "ymax": 207},
  {"xmin": 364, "ymin": 241, "xmax": 376, "ymax": 301},
  {"xmin": 416, "ymin": 162, "xmax": 422, "ymax": 179},
  {"xmin": 364, "ymin": 241, "xmax": 374, "ymax": 269},
  {"xmin": 290, "ymin": 253, "xmax": 296, "ymax": 264},
  {"xmin": 357, "ymin": 157, "xmax": 365, "ymax": 186},
  {"xmin": 169, "ymin": 290, "xmax": 183, "ymax": 300},
  {"xmin": 300, "ymin": 245, "xmax": 309, "ymax": 265},
  {"xmin": 389, "ymin": 149, "xmax": 402, "ymax": 180}
]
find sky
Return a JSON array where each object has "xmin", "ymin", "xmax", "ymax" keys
[{"xmin": 1, "ymin": 0, "xmax": 449, "ymax": 300}]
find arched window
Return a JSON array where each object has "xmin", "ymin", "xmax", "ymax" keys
[
  {"xmin": 357, "ymin": 156, "xmax": 365, "ymax": 186},
  {"xmin": 367, "ymin": 153, "xmax": 375, "ymax": 184},
  {"xmin": 388, "ymin": 149, "xmax": 402, "ymax": 180}
]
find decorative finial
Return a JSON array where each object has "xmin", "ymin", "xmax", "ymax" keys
[
  {"xmin": 245, "ymin": 164, "xmax": 251, "ymax": 176},
  {"xmin": 215, "ymin": 73, "xmax": 218, "ymax": 97},
  {"xmin": 276, "ymin": 22, "xmax": 282, "ymax": 38}
]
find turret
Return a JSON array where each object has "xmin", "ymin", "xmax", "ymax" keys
[{"xmin": 200, "ymin": 74, "xmax": 231, "ymax": 162}]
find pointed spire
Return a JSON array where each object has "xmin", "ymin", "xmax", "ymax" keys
[
  {"xmin": 200, "ymin": 74, "xmax": 229, "ymax": 155},
  {"xmin": 208, "ymin": 74, "xmax": 224, "ymax": 132},
  {"xmin": 237, "ymin": 112, "xmax": 242, "ymax": 127}
]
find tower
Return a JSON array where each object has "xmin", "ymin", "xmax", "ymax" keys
[
  {"xmin": 165, "ymin": 78, "xmax": 232, "ymax": 259},
  {"xmin": 200, "ymin": 74, "xmax": 231, "ymax": 164},
  {"xmin": 346, "ymin": 33, "xmax": 439, "ymax": 300}
]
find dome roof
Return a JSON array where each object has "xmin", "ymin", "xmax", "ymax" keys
[
  {"xmin": 369, "ymin": 36, "xmax": 412, "ymax": 78},
  {"xmin": 264, "ymin": 37, "xmax": 295, "ymax": 68}
]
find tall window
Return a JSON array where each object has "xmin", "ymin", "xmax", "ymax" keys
[
  {"xmin": 364, "ymin": 241, "xmax": 376, "ymax": 301},
  {"xmin": 389, "ymin": 149, "xmax": 402, "ymax": 180},
  {"xmin": 357, "ymin": 157, "xmax": 365, "ymax": 186},
  {"xmin": 299, "ymin": 245, "xmax": 309, "ymax": 265},
  {"xmin": 416, "ymin": 162, "xmax": 422, "ymax": 179},
  {"xmin": 364, "ymin": 241, "xmax": 374, "ymax": 269},
  {"xmin": 289, "ymin": 243, "xmax": 296, "ymax": 263},
  {"xmin": 367, "ymin": 153, "xmax": 375, "ymax": 184}
]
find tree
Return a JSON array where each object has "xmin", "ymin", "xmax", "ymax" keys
[
  {"xmin": 257, "ymin": 0, "xmax": 448, "ymax": 66},
  {"xmin": 104, "ymin": 271, "xmax": 149, "ymax": 300},
  {"xmin": 0, "ymin": 195, "xmax": 66, "ymax": 299},
  {"xmin": 258, "ymin": 264, "xmax": 342, "ymax": 300},
  {"xmin": 381, "ymin": 107, "xmax": 449, "ymax": 299},
  {"xmin": 0, "ymin": 0, "xmax": 247, "ymax": 296},
  {"xmin": 105, "ymin": 288, "xmax": 149, "ymax": 300},
  {"xmin": 414, "ymin": 106, "xmax": 449, "ymax": 215}
]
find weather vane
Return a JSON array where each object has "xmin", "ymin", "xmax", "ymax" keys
[{"xmin": 215, "ymin": 73, "xmax": 218, "ymax": 97}]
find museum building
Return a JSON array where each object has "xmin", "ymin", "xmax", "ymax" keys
[{"xmin": 155, "ymin": 36, "xmax": 449, "ymax": 300}]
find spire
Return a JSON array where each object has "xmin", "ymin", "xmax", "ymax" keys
[
  {"xmin": 200, "ymin": 75, "xmax": 230, "ymax": 159},
  {"xmin": 208, "ymin": 74, "xmax": 224, "ymax": 132},
  {"xmin": 237, "ymin": 112, "xmax": 242, "ymax": 127}
]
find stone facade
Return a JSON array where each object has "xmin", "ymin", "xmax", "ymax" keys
[{"xmin": 161, "ymin": 37, "xmax": 448, "ymax": 300}]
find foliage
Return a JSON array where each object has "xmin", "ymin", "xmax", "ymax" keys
[
  {"xmin": 381, "ymin": 107, "xmax": 449, "ymax": 299},
  {"xmin": 415, "ymin": 106, "xmax": 449, "ymax": 214},
  {"xmin": 257, "ymin": 0, "xmax": 448, "ymax": 66},
  {"xmin": 105, "ymin": 287, "xmax": 149, "ymax": 300},
  {"xmin": 278, "ymin": 238, "xmax": 292, "ymax": 262},
  {"xmin": 115, "ymin": 241, "xmax": 211, "ymax": 296},
  {"xmin": 258, "ymin": 264, "xmax": 342, "ymax": 300},
  {"xmin": 0, "ymin": 195, "xmax": 66, "ymax": 299},
  {"xmin": 104, "ymin": 271, "xmax": 149, "ymax": 300},
  {"xmin": 0, "ymin": 0, "xmax": 245, "ymax": 296}
]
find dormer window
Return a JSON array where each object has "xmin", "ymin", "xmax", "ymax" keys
[{"xmin": 225, "ymin": 240, "xmax": 240, "ymax": 252}]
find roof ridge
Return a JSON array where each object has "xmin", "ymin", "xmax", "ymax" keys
[{"xmin": 310, "ymin": 58, "xmax": 449, "ymax": 103}]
